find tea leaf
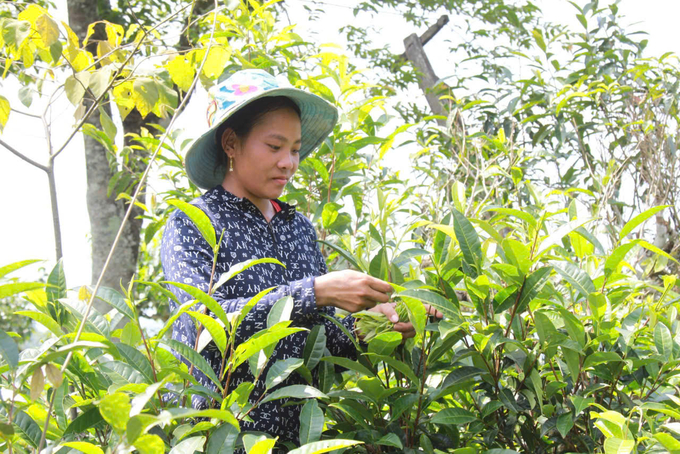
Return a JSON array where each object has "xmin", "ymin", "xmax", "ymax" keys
[
  {"xmin": 556, "ymin": 412, "xmax": 574, "ymax": 438},
  {"xmin": 15, "ymin": 310, "xmax": 63, "ymax": 337},
  {"xmin": 94, "ymin": 286, "xmax": 135, "ymax": 320},
  {"xmin": 603, "ymin": 437, "xmax": 634, "ymax": 454},
  {"xmin": 288, "ymin": 439, "xmax": 362, "ymax": 454},
  {"xmin": 45, "ymin": 363, "xmax": 63, "ymax": 387},
  {"xmin": 321, "ymin": 356, "xmax": 374, "ymax": 377},
  {"xmin": 303, "ymin": 325, "xmax": 326, "ymax": 371},
  {"xmin": 553, "ymin": 262, "xmax": 595, "ymax": 300},
  {"xmin": 117, "ymin": 343, "xmax": 155, "ymax": 383},
  {"xmin": 0, "ymin": 282, "xmax": 45, "ymax": 299},
  {"xmin": 188, "ymin": 310, "xmax": 227, "ymax": 355},
  {"xmin": 168, "ymin": 436, "xmax": 206, "ymax": 454},
  {"xmin": 0, "ymin": 259, "xmax": 40, "ymax": 279},
  {"xmin": 0, "ymin": 329, "xmax": 18, "ymax": 371},
  {"xmin": 265, "ymin": 357, "xmax": 303, "ymax": 390},
  {"xmin": 206, "ymin": 423, "xmax": 239, "ymax": 454},
  {"xmin": 214, "ymin": 258, "xmax": 284, "ymax": 293},
  {"xmin": 63, "ymin": 407, "xmax": 104, "ymax": 436},
  {"xmin": 299, "ymin": 400, "xmax": 324, "ymax": 445},
  {"xmin": 162, "ymin": 339, "xmax": 223, "ymax": 391},
  {"xmin": 62, "ymin": 442, "xmax": 105, "ymax": 454},
  {"xmin": 654, "ymin": 323, "xmax": 673, "ymax": 361},
  {"xmin": 232, "ymin": 322, "xmax": 305, "ymax": 369},
  {"xmin": 452, "ymin": 209, "xmax": 483, "ymax": 271},
  {"xmin": 430, "ymin": 408, "xmax": 477, "ymax": 425},
  {"xmin": 30, "ymin": 367, "xmax": 44, "ymax": 401},
  {"xmin": 619, "ymin": 205, "xmax": 670, "ymax": 241},
  {"xmin": 134, "ymin": 434, "xmax": 165, "ymax": 454},
  {"xmin": 164, "ymin": 282, "xmax": 228, "ymax": 327},
  {"xmin": 13, "ymin": 411, "xmax": 43, "ymax": 448},
  {"xmin": 99, "ymin": 392, "xmax": 131, "ymax": 433},
  {"xmin": 317, "ymin": 240, "xmax": 364, "ymax": 271},
  {"xmin": 260, "ymin": 385, "xmax": 327, "ymax": 404},
  {"xmin": 167, "ymin": 199, "xmax": 216, "ymax": 249}
]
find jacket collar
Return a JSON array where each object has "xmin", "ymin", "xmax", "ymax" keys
[{"xmin": 208, "ymin": 185, "xmax": 296, "ymax": 221}]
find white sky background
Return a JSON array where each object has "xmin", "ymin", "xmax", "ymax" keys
[{"xmin": 1, "ymin": 0, "xmax": 679, "ymax": 287}]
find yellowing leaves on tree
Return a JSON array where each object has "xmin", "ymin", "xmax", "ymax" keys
[
  {"xmin": 165, "ymin": 55, "xmax": 195, "ymax": 92},
  {"xmin": 104, "ymin": 22, "xmax": 124, "ymax": 47},
  {"xmin": 16, "ymin": 4, "xmax": 48, "ymax": 28},
  {"xmin": 113, "ymin": 81, "xmax": 135, "ymax": 120},
  {"xmin": 0, "ymin": 95, "xmax": 10, "ymax": 133},
  {"xmin": 132, "ymin": 77, "xmax": 159, "ymax": 118},
  {"xmin": 62, "ymin": 22, "xmax": 92, "ymax": 72},
  {"xmin": 36, "ymin": 14, "xmax": 59, "ymax": 48},
  {"xmin": 202, "ymin": 46, "xmax": 231, "ymax": 79}
]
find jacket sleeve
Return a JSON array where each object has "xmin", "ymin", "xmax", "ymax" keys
[{"xmin": 161, "ymin": 210, "xmax": 321, "ymax": 350}]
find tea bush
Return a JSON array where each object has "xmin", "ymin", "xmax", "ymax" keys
[{"xmin": 2, "ymin": 1, "xmax": 680, "ymax": 454}]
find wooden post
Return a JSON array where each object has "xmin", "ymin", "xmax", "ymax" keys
[{"xmin": 402, "ymin": 15, "xmax": 450, "ymax": 124}]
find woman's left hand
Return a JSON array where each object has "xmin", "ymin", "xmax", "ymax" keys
[{"xmin": 369, "ymin": 302, "xmax": 444, "ymax": 339}]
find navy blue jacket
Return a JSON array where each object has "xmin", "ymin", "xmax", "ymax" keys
[{"xmin": 160, "ymin": 185, "xmax": 356, "ymax": 440}]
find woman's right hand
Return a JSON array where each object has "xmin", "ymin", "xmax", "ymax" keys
[{"xmin": 314, "ymin": 270, "xmax": 393, "ymax": 313}]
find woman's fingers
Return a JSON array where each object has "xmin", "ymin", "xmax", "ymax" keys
[
  {"xmin": 393, "ymin": 322, "xmax": 416, "ymax": 339},
  {"xmin": 424, "ymin": 304, "xmax": 444, "ymax": 319},
  {"xmin": 372, "ymin": 302, "xmax": 399, "ymax": 322},
  {"xmin": 366, "ymin": 275, "xmax": 394, "ymax": 294}
]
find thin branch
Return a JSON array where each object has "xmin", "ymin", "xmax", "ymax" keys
[
  {"xmin": 0, "ymin": 139, "xmax": 48, "ymax": 172},
  {"xmin": 10, "ymin": 108, "xmax": 41, "ymax": 119}
]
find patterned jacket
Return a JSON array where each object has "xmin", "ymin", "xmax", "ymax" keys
[{"xmin": 160, "ymin": 185, "xmax": 356, "ymax": 442}]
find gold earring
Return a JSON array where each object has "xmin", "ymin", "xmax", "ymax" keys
[{"xmin": 229, "ymin": 156, "xmax": 234, "ymax": 172}]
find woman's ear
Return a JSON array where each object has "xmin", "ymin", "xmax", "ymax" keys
[{"xmin": 221, "ymin": 128, "xmax": 238, "ymax": 158}]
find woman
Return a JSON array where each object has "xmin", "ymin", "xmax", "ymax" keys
[{"xmin": 160, "ymin": 69, "xmax": 435, "ymax": 445}]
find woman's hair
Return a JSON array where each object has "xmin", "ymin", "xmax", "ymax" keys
[{"xmin": 215, "ymin": 96, "xmax": 301, "ymax": 169}]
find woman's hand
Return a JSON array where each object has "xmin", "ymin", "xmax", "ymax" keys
[
  {"xmin": 314, "ymin": 270, "xmax": 393, "ymax": 312},
  {"xmin": 369, "ymin": 302, "xmax": 444, "ymax": 339}
]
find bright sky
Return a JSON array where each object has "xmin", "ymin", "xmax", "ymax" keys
[{"xmin": 1, "ymin": 0, "xmax": 679, "ymax": 287}]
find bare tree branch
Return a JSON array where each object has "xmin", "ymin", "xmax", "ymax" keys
[{"xmin": 0, "ymin": 139, "xmax": 48, "ymax": 172}]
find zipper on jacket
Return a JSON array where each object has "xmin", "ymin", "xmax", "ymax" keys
[{"xmin": 267, "ymin": 222, "xmax": 277, "ymax": 245}]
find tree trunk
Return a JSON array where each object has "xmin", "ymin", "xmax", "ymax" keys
[{"xmin": 67, "ymin": 0, "xmax": 143, "ymax": 296}]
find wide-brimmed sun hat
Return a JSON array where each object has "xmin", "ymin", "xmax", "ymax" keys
[{"xmin": 184, "ymin": 69, "xmax": 339, "ymax": 190}]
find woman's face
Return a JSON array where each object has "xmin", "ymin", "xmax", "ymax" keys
[{"xmin": 221, "ymin": 107, "xmax": 301, "ymax": 205}]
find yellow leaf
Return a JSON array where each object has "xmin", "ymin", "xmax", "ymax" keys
[
  {"xmin": 0, "ymin": 95, "xmax": 10, "ymax": 132},
  {"xmin": 202, "ymin": 46, "xmax": 231, "ymax": 79},
  {"xmin": 83, "ymin": 22, "xmax": 98, "ymax": 46},
  {"xmin": 71, "ymin": 51, "xmax": 92, "ymax": 72},
  {"xmin": 44, "ymin": 363, "xmax": 63, "ymax": 387},
  {"xmin": 21, "ymin": 44, "xmax": 34, "ymax": 68},
  {"xmin": 134, "ymin": 434, "xmax": 164, "ymax": 454},
  {"xmin": 30, "ymin": 367, "xmax": 44, "ymax": 401},
  {"xmin": 62, "ymin": 442, "xmax": 105, "ymax": 454},
  {"xmin": 104, "ymin": 22, "xmax": 124, "ymax": 47},
  {"xmin": 17, "ymin": 4, "xmax": 48, "ymax": 26},
  {"xmin": 78, "ymin": 286, "xmax": 92, "ymax": 301},
  {"xmin": 132, "ymin": 78, "xmax": 158, "ymax": 118},
  {"xmin": 165, "ymin": 56, "xmax": 195, "ymax": 92},
  {"xmin": 113, "ymin": 81, "xmax": 134, "ymax": 120},
  {"xmin": 97, "ymin": 41, "xmax": 114, "ymax": 66},
  {"xmin": 62, "ymin": 22, "xmax": 79, "ymax": 49},
  {"xmin": 36, "ymin": 14, "xmax": 59, "ymax": 47},
  {"xmin": 99, "ymin": 393, "xmax": 131, "ymax": 433}
]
